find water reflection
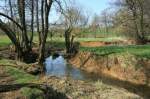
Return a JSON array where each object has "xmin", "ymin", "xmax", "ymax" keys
[{"xmin": 45, "ymin": 55, "xmax": 85, "ymax": 80}]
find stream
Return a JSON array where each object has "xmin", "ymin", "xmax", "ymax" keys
[
  {"xmin": 44, "ymin": 55, "xmax": 150, "ymax": 99},
  {"xmin": 45, "ymin": 55, "xmax": 100, "ymax": 81}
]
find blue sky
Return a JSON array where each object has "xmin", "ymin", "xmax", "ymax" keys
[
  {"xmin": 49, "ymin": 0, "xmax": 111, "ymax": 23},
  {"xmin": 0, "ymin": 0, "xmax": 111, "ymax": 23},
  {"xmin": 76, "ymin": 0, "xmax": 110, "ymax": 15}
]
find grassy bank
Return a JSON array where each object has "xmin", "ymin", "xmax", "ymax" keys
[
  {"xmin": 0, "ymin": 59, "xmax": 41, "ymax": 98},
  {"xmin": 80, "ymin": 44, "xmax": 150, "ymax": 59}
]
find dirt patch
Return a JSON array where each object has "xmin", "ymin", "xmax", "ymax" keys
[
  {"xmin": 0, "ymin": 90, "xmax": 26, "ymax": 99},
  {"xmin": 80, "ymin": 41, "xmax": 107, "ymax": 47},
  {"xmin": 79, "ymin": 39, "xmax": 136, "ymax": 47}
]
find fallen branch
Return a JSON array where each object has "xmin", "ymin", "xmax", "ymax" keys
[
  {"xmin": 0, "ymin": 83, "xmax": 50, "ymax": 92},
  {"xmin": 0, "ymin": 83, "xmax": 68, "ymax": 99}
]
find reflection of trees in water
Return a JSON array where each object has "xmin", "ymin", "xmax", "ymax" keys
[
  {"xmin": 65, "ymin": 64, "xmax": 72, "ymax": 77},
  {"xmin": 45, "ymin": 56, "xmax": 66, "ymax": 76}
]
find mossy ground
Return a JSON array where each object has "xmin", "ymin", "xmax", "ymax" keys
[{"xmin": 0, "ymin": 59, "xmax": 42, "ymax": 99}]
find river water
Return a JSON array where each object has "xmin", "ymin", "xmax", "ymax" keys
[{"xmin": 45, "ymin": 55, "xmax": 100, "ymax": 81}]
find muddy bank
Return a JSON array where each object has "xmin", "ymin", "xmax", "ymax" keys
[{"xmin": 69, "ymin": 52, "xmax": 150, "ymax": 85}]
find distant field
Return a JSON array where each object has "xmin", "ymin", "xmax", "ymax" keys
[
  {"xmin": 80, "ymin": 45, "xmax": 150, "ymax": 59},
  {"xmin": 46, "ymin": 37, "xmax": 124, "ymax": 42},
  {"xmin": 75, "ymin": 37, "xmax": 124, "ymax": 42},
  {"xmin": 0, "ymin": 35, "xmax": 124, "ymax": 47},
  {"xmin": 1, "ymin": 35, "xmax": 150, "ymax": 60},
  {"xmin": 1, "ymin": 35, "xmax": 150, "ymax": 59}
]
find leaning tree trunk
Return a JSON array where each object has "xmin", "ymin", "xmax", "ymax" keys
[
  {"xmin": 8, "ymin": 0, "xmax": 16, "ymax": 32},
  {"xmin": 0, "ymin": 20, "xmax": 23, "ymax": 59}
]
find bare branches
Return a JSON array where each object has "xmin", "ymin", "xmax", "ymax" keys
[{"xmin": 0, "ymin": 12, "xmax": 23, "ymax": 30}]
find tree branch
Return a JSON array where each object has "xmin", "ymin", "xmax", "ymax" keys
[{"xmin": 0, "ymin": 12, "xmax": 23, "ymax": 30}]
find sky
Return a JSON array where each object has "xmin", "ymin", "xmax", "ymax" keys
[
  {"xmin": 0, "ymin": 0, "xmax": 112, "ymax": 23},
  {"xmin": 49, "ymin": 0, "xmax": 112, "ymax": 23},
  {"xmin": 76, "ymin": 0, "xmax": 111, "ymax": 15}
]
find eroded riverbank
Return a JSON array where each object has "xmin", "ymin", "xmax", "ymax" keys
[
  {"xmin": 0, "ymin": 47, "xmax": 150, "ymax": 98},
  {"xmin": 69, "ymin": 52, "xmax": 150, "ymax": 98}
]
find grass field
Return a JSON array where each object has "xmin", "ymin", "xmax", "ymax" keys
[
  {"xmin": 80, "ymin": 45, "xmax": 150, "ymax": 59},
  {"xmin": 1, "ymin": 35, "xmax": 150, "ymax": 59},
  {"xmin": 46, "ymin": 37, "xmax": 124, "ymax": 42},
  {"xmin": 0, "ymin": 35, "xmax": 124, "ymax": 47}
]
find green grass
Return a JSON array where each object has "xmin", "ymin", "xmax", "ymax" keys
[
  {"xmin": 75, "ymin": 37, "xmax": 124, "ymax": 42},
  {"xmin": 1, "ymin": 35, "xmax": 150, "ymax": 59},
  {"xmin": 0, "ymin": 34, "xmax": 124, "ymax": 47},
  {"xmin": 0, "ymin": 59, "xmax": 37, "ymax": 83},
  {"xmin": 6, "ymin": 66, "xmax": 37, "ymax": 83},
  {"xmin": 44, "ymin": 37, "xmax": 124, "ymax": 49},
  {"xmin": 21, "ymin": 87, "xmax": 43, "ymax": 99},
  {"xmin": 0, "ymin": 59, "xmax": 42, "ymax": 98},
  {"xmin": 0, "ymin": 35, "xmax": 12, "ymax": 47},
  {"xmin": 5, "ymin": 66, "xmax": 43, "ymax": 99},
  {"xmin": 46, "ymin": 37, "xmax": 124, "ymax": 42},
  {"xmin": 80, "ymin": 44, "xmax": 150, "ymax": 59}
]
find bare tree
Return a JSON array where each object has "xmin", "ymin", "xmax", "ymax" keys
[
  {"xmin": 91, "ymin": 14, "xmax": 100, "ymax": 38},
  {"xmin": 60, "ymin": 5, "xmax": 84, "ymax": 54}
]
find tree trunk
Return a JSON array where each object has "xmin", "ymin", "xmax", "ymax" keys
[
  {"xmin": 17, "ymin": 0, "xmax": 30, "ymax": 52},
  {"xmin": 30, "ymin": 0, "xmax": 34, "ymax": 47},
  {"xmin": 64, "ymin": 28, "xmax": 73, "ymax": 54},
  {"xmin": 38, "ymin": 0, "xmax": 45, "ymax": 65},
  {"xmin": 36, "ymin": 0, "xmax": 41, "ymax": 45},
  {"xmin": 38, "ymin": 0, "xmax": 53, "ymax": 65},
  {"xmin": 0, "ymin": 20, "xmax": 23, "ymax": 59}
]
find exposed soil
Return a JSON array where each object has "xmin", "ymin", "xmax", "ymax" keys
[
  {"xmin": 79, "ymin": 39, "xmax": 136, "ymax": 47},
  {"xmin": 69, "ymin": 52, "xmax": 150, "ymax": 85},
  {"xmin": 69, "ymin": 52, "xmax": 150, "ymax": 98},
  {"xmin": 80, "ymin": 41, "xmax": 107, "ymax": 47}
]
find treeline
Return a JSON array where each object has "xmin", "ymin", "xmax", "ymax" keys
[{"xmin": 112, "ymin": 0, "xmax": 150, "ymax": 44}]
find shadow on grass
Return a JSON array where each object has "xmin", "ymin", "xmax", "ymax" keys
[
  {"xmin": 97, "ymin": 73, "xmax": 150, "ymax": 99},
  {"xmin": 0, "ymin": 83, "xmax": 68, "ymax": 99}
]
